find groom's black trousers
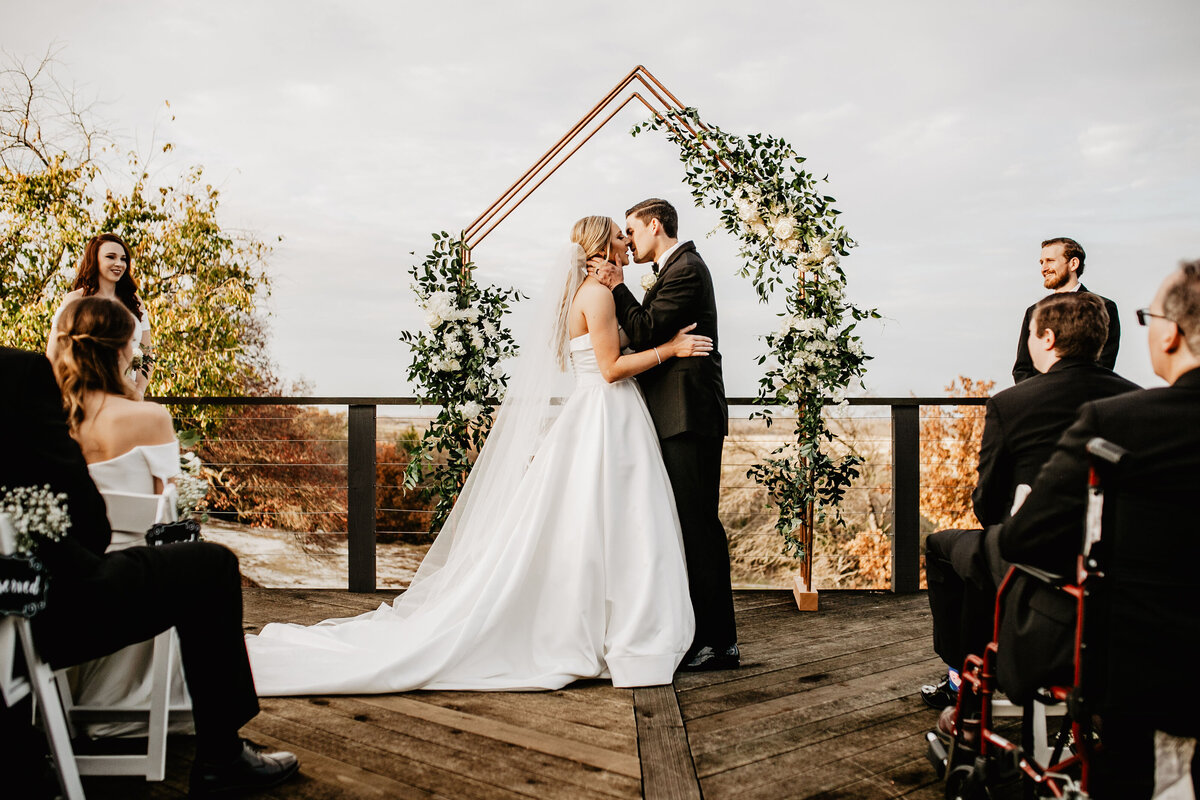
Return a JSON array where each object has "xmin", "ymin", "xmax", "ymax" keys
[
  {"xmin": 31, "ymin": 541, "xmax": 260, "ymax": 757},
  {"xmin": 660, "ymin": 432, "xmax": 737, "ymax": 650}
]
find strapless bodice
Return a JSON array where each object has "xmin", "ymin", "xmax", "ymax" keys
[{"xmin": 569, "ymin": 333, "xmax": 607, "ymax": 387}]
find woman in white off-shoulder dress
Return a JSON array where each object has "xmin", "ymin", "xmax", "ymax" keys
[
  {"xmin": 51, "ymin": 295, "xmax": 191, "ymax": 736},
  {"xmin": 246, "ymin": 216, "xmax": 708, "ymax": 694}
]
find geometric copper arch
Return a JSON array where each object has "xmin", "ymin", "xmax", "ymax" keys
[
  {"xmin": 463, "ymin": 65, "xmax": 727, "ymax": 253},
  {"xmin": 462, "ymin": 67, "xmax": 818, "ymax": 606}
]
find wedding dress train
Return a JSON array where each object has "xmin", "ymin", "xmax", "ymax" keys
[{"xmin": 246, "ymin": 332, "xmax": 695, "ymax": 694}]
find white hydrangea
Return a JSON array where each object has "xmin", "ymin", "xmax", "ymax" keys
[{"xmin": 750, "ymin": 221, "xmax": 770, "ymax": 239}]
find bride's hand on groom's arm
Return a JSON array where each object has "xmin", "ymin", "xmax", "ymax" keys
[
  {"xmin": 668, "ymin": 323, "xmax": 713, "ymax": 359},
  {"xmin": 587, "ymin": 257, "xmax": 623, "ymax": 290}
]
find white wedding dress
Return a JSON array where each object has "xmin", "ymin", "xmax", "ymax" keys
[
  {"xmin": 67, "ymin": 442, "xmax": 194, "ymax": 736},
  {"xmin": 246, "ymin": 331, "xmax": 695, "ymax": 694}
]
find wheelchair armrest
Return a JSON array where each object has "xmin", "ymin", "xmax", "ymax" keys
[{"xmin": 1012, "ymin": 562, "xmax": 1070, "ymax": 586}]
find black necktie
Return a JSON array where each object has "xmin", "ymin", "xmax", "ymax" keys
[{"xmin": 651, "ymin": 262, "xmax": 659, "ymax": 275}]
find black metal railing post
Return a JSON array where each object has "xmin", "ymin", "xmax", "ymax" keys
[
  {"xmin": 347, "ymin": 404, "xmax": 377, "ymax": 592},
  {"xmin": 890, "ymin": 404, "xmax": 921, "ymax": 592}
]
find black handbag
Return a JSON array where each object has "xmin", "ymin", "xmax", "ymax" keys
[{"xmin": 145, "ymin": 518, "xmax": 202, "ymax": 547}]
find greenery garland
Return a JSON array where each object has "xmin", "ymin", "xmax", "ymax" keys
[
  {"xmin": 399, "ymin": 233, "xmax": 520, "ymax": 532},
  {"xmin": 633, "ymin": 108, "xmax": 879, "ymax": 558},
  {"xmin": 403, "ymin": 109, "xmax": 877, "ymax": 560}
]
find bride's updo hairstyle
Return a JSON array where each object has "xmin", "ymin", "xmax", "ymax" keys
[
  {"xmin": 554, "ymin": 216, "xmax": 616, "ymax": 370},
  {"xmin": 52, "ymin": 296, "xmax": 137, "ymax": 432}
]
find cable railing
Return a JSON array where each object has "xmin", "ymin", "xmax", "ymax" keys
[{"xmin": 152, "ymin": 394, "xmax": 990, "ymax": 593}]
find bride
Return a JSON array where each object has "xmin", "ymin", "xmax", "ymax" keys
[{"xmin": 247, "ymin": 216, "xmax": 711, "ymax": 693}]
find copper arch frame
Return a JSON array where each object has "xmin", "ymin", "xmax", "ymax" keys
[{"xmin": 460, "ymin": 66, "xmax": 817, "ymax": 603}]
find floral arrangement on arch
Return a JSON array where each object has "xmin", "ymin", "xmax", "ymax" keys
[
  {"xmin": 632, "ymin": 108, "xmax": 879, "ymax": 558},
  {"xmin": 399, "ymin": 233, "xmax": 521, "ymax": 531}
]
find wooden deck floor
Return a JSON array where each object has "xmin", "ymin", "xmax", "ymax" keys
[{"xmin": 80, "ymin": 589, "xmax": 946, "ymax": 799}]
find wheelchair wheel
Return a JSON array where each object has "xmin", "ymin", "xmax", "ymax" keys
[
  {"xmin": 945, "ymin": 765, "xmax": 986, "ymax": 800},
  {"xmin": 945, "ymin": 762, "xmax": 1023, "ymax": 800}
]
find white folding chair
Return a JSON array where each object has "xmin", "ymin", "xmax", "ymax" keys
[
  {"xmin": 51, "ymin": 487, "xmax": 192, "ymax": 782},
  {"xmin": 1, "ymin": 513, "xmax": 87, "ymax": 800}
]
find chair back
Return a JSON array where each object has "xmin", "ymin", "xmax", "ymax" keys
[{"xmin": 102, "ymin": 486, "xmax": 178, "ymax": 533}]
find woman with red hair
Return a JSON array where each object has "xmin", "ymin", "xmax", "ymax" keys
[{"xmin": 47, "ymin": 233, "xmax": 154, "ymax": 397}]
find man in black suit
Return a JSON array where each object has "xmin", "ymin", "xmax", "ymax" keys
[
  {"xmin": 592, "ymin": 198, "xmax": 737, "ymax": 671},
  {"xmin": 920, "ymin": 292, "xmax": 1138, "ymax": 709},
  {"xmin": 0, "ymin": 347, "xmax": 298, "ymax": 797},
  {"xmin": 1012, "ymin": 237, "xmax": 1120, "ymax": 383},
  {"xmin": 1000, "ymin": 261, "xmax": 1200, "ymax": 798}
]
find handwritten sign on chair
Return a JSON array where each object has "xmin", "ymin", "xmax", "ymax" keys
[{"xmin": 0, "ymin": 554, "xmax": 50, "ymax": 619}]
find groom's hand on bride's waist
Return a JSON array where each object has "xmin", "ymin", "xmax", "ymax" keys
[{"xmin": 588, "ymin": 257, "xmax": 623, "ymax": 290}]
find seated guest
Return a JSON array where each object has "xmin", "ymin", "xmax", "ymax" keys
[
  {"xmin": 0, "ymin": 342, "xmax": 299, "ymax": 797},
  {"xmin": 1000, "ymin": 261, "xmax": 1200, "ymax": 798},
  {"xmin": 1012, "ymin": 237, "xmax": 1120, "ymax": 383},
  {"xmin": 921, "ymin": 292, "xmax": 1138, "ymax": 709},
  {"xmin": 50, "ymin": 296, "xmax": 191, "ymax": 736}
]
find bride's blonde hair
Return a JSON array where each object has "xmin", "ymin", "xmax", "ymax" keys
[
  {"xmin": 554, "ymin": 216, "xmax": 615, "ymax": 370},
  {"xmin": 52, "ymin": 296, "xmax": 136, "ymax": 433}
]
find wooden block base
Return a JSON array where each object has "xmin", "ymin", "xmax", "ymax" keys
[{"xmin": 792, "ymin": 576, "xmax": 819, "ymax": 611}]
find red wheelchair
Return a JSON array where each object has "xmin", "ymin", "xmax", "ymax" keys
[{"xmin": 926, "ymin": 437, "xmax": 1128, "ymax": 799}]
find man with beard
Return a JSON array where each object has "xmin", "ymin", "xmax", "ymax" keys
[{"xmin": 1012, "ymin": 237, "xmax": 1120, "ymax": 383}]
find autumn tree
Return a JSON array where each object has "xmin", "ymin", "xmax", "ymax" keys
[
  {"xmin": 919, "ymin": 375, "xmax": 995, "ymax": 530},
  {"xmin": 0, "ymin": 51, "xmax": 273, "ymax": 407}
]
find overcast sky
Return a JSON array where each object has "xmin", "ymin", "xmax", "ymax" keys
[{"xmin": 5, "ymin": 0, "xmax": 1199, "ymax": 400}]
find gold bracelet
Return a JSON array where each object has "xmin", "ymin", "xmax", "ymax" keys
[{"xmin": 653, "ymin": 347, "xmax": 661, "ymax": 365}]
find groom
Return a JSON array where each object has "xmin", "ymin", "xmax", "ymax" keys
[{"xmin": 593, "ymin": 198, "xmax": 738, "ymax": 671}]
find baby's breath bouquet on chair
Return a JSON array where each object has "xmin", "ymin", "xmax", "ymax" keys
[{"xmin": 0, "ymin": 484, "xmax": 72, "ymax": 556}]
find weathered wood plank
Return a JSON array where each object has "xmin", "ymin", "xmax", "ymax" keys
[
  {"xmin": 357, "ymin": 694, "xmax": 641, "ymax": 779},
  {"xmin": 634, "ymin": 685, "xmax": 701, "ymax": 800},
  {"xmin": 273, "ymin": 696, "xmax": 636, "ymax": 800}
]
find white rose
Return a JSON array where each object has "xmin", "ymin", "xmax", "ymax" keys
[
  {"xmin": 425, "ymin": 310, "xmax": 444, "ymax": 329},
  {"xmin": 772, "ymin": 218, "xmax": 796, "ymax": 242},
  {"xmin": 782, "ymin": 238, "xmax": 801, "ymax": 255},
  {"xmin": 641, "ymin": 272, "xmax": 658, "ymax": 291},
  {"xmin": 461, "ymin": 400, "xmax": 484, "ymax": 420}
]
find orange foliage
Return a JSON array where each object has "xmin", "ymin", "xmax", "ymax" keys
[{"xmin": 919, "ymin": 376, "xmax": 994, "ymax": 531}]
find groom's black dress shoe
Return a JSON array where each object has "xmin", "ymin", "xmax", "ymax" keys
[
  {"xmin": 680, "ymin": 644, "xmax": 740, "ymax": 672},
  {"xmin": 189, "ymin": 739, "xmax": 300, "ymax": 796}
]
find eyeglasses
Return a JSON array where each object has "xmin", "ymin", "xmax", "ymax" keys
[{"xmin": 1136, "ymin": 308, "xmax": 1185, "ymax": 334}]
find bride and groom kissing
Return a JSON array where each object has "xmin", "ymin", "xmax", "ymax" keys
[{"xmin": 247, "ymin": 198, "xmax": 739, "ymax": 694}]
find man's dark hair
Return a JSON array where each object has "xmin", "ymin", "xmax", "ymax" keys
[
  {"xmin": 1041, "ymin": 237, "xmax": 1087, "ymax": 278},
  {"xmin": 1033, "ymin": 292, "xmax": 1109, "ymax": 361},
  {"xmin": 1163, "ymin": 259, "xmax": 1200, "ymax": 356},
  {"xmin": 626, "ymin": 198, "xmax": 678, "ymax": 239}
]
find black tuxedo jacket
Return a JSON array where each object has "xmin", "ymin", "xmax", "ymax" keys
[
  {"xmin": 611, "ymin": 241, "xmax": 728, "ymax": 439},
  {"xmin": 999, "ymin": 367, "xmax": 1200, "ymax": 735},
  {"xmin": 0, "ymin": 347, "xmax": 112, "ymax": 575},
  {"xmin": 973, "ymin": 358, "xmax": 1139, "ymax": 526},
  {"xmin": 1011, "ymin": 285, "xmax": 1120, "ymax": 383}
]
